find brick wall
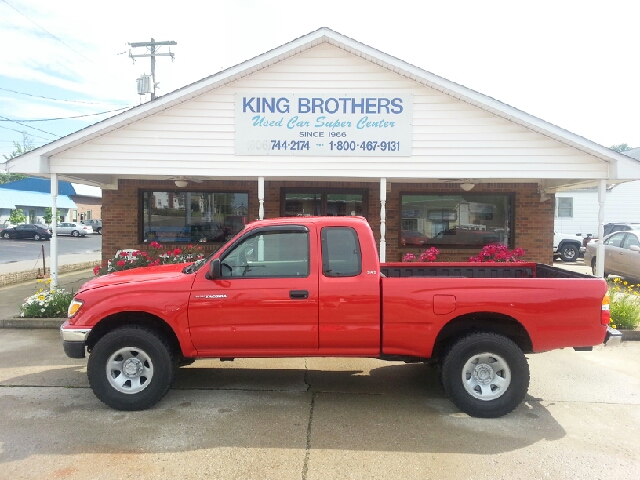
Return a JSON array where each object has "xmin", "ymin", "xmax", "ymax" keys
[{"xmin": 103, "ymin": 180, "xmax": 554, "ymax": 265}]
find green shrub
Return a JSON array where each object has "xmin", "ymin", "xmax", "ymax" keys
[
  {"xmin": 609, "ymin": 278, "xmax": 640, "ymax": 330},
  {"xmin": 20, "ymin": 279, "xmax": 74, "ymax": 318}
]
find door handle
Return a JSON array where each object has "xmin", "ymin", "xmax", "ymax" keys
[{"xmin": 290, "ymin": 290, "xmax": 309, "ymax": 299}]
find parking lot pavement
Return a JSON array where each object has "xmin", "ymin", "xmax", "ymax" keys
[{"xmin": 1, "ymin": 329, "xmax": 639, "ymax": 479}]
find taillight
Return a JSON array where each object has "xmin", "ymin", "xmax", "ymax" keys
[{"xmin": 601, "ymin": 293, "xmax": 611, "ymax": 326}]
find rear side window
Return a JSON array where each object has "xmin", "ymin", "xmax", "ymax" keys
[{"xmin": 321, "ymin": 227, "xmax": 362, "ymax": 277}]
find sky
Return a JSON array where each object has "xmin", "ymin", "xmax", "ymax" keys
[{"xmin": 1, "ymin": 0, "xmax": 638, "ymax": 162}]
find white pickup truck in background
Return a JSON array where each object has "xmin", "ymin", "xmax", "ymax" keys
[{"xmin": 553, "ymin": 232, "xmax": 586, "ymax": 262}]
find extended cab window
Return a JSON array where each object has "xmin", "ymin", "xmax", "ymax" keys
[
  {"xmin": 220, "ymin": 228, "xmax": 309, "ymax": 278},
  {"xmin": 321, "ymin": 227, "xmax": 362, "ymax": 277}
]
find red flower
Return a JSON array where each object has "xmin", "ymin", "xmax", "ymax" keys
[
  {"xmin": 173, "ymin": 248, "xmax": 182, "ymax": 255},
  {"xmin": 117, "ymin": 260, "xmax": 126, "ymax": 267},
  {"xmin": 93, "ymin": 265, "xmax": 101, "ymax": 275}
]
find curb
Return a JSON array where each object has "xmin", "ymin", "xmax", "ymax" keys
[
  {"xmin": 0, "ymin": 260, "xmax": 98, "ymax": 287},
  {"xmin": 1, "ymin": 318, "xmax": 64, "ymax": 329},
  {"xmin": 620, "ymin": 329, "xmax": 640, "ymax": 341}
]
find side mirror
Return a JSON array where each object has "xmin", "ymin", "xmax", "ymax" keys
[
  {"xmin": 207, "ymin": 258, "xmax": 221, "ymax": 279},
  {"xmin": 630, "ymin": 245, "xmax": 640, "ymax": 253}
]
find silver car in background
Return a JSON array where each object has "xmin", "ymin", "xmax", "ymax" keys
[
  {"xmin": 584, "ymin": 230, "xmax": 640, "ymax": 283},
  {"xmin": 56, "ymin": 222, "xmax": 93, "ymax": 237}
]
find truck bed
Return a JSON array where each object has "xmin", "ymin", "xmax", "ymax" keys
[{"xmin": 380, "ymin": 262, "xmax": 593, "ymax": 279}]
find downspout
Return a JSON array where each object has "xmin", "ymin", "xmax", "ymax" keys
[{"xmin": 50, "ymin": 174, "xmax": 58, "ymax": 288}]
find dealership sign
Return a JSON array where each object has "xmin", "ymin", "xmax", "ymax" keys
[{"xmin": 235, "ymin": 94, "xmax": 412, "ymax": 156}]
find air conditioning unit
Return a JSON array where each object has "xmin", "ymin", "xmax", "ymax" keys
[{"xmin": 136, "ymin": 75, "xmax": 153, "ymax": 95}]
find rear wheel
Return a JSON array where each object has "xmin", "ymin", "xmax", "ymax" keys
[
  {"xmin": 560, "ymin": 243, "xmax": 579, "ymax": 262},
  {"xmin": 87, "ymin": 326, "xmax": 177, "ymax": 410},
  {"xmin": 441, "ymin": 332, "xmax": 529, "ymax": 418},
  {"xmin": 71, "ymin": 230, "xmax": 80, "ymax": 237},
  {"xmin": 34, "ymin": 234, "xmax": 41, "ymax": 241}
]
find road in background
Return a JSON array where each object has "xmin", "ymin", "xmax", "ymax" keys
[{"xmin": 0, "ymin": 235, "xmax": 101, "ymax": 265}]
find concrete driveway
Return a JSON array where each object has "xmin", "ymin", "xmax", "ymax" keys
[{"xmin": 1, "ymin": 329, "xmax": 639, "ymax": 479}]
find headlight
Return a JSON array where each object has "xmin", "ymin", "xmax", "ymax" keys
[{"xmin": 67, "ymin": 299, "xmax": 84, "ymax": 318}]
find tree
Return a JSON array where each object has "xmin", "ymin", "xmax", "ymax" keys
[
  {"xmin": 1, "ymin": 132, "xmax": 35, "ymax": 184},
  {"xmin": 610, "ymin": 143, "xmax": 633, "ymax": 153},
  {"xmin": 8, "ymin": 209, "xmax": 26, "ymax": 225},
  {"xmin": 43, "ymin": 207, "xmax": 62, "ymax": 225}
]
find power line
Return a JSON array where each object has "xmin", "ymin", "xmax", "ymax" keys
[
  {"xmin": 0, "ymin": 87, "xmax": 126, "ymax": 106},
  {"xmin": 0, "ymin": 116, "xmax": 59, "ymax": 138},
  {"xmin": 0, "ymin": 106, "xmax": 132, "ymax": 122},
  {"xmin": 0, "ymin": 124, "xmax": 54, "ymax": 142},
  {"xmin": 0, "ymin": 0, "xmax": 95, "ymax": 65}
]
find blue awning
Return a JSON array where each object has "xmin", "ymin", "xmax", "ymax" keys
[{"xmin": 0, "ymin": 189, "xmax": 76, "ymax": 209}]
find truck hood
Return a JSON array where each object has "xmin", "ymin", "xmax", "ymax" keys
[{"xmin": 77, "ymin": 263, "xmax": 191, "ymax": 294}]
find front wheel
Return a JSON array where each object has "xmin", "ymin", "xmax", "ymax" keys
[
  {"xmin": 87, "ymin": 326, "xmax": 176, "ymax": 410},
  {"xmin": 560, "ymin": 243, "xmax": 579, "ymax": 262},
  {"xmin": 441, "ymin": 332, "xmax": 529, "ymax": 418},
  {"xmin": 1, "ymin": 232, "xmax": 10, "ymax": 239}
]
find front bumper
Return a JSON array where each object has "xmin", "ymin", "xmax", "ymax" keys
[
  {"xmin": 60, "ymin": 324, "xmax": 91, "ymax": 358},
  {"xmin": 604, "ymin": 325, "xmax": 623, "ymax": 346}
]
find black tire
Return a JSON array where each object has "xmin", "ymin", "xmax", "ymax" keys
[
  {"xmin": 96, "ymin": 228, "xmax": 102, "ymax": 235},
  {"xmin": 591, "ymin": 257, "xmax": 609, "ymax": 278},
  {"xmin": 559, "ymin": 243, "xmax": 579, "ymax": 262},
  {"xmin": 441, "ymin": 332, "xmax": 529, "ymax": 418},
  {"xmin": 34, "ymin": 234, "xmax": 41, "ymax": 241},
  {"xmin": 87, "ymin": 326, "xmax": 177, "ymax": 411},
  {"xmin": 71, "ymin": 230, "xmax": 80, "ymax": 237},
  {"xmin": 1, "ymin": 232, "xmax": 9, "ymax": 239}
]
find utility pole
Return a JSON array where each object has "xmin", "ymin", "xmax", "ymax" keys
[{"xmin": 128, "ymin": 38, "xmax": 176, "ymax": 100}]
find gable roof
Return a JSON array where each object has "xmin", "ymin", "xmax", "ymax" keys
[{"xmin": 4, "ymin": 27, "xmax": 640, "ymax": 182}]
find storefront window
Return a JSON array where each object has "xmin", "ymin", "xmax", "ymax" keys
[
  {"xmin": 400, "ymin": 194, "xmax": 513, "ymax": 247},
  {"xmin": 282, "ymin": 190, "xmax": 366, "ymax": 217},
  {"xmin": 142, "ymin": 191, "xmax": 249, "ymax": 243}
]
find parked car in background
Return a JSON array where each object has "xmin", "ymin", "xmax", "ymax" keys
[
  {"xmin": 583, "ymin": 223, "xmax": 640, "ymax": 248},
  {"xmin": 553, "ymin": 232, "xmax": 585, "ymax": 262},
  {"xmin": 1, "ymin": 224, "xmax": 52, "ymax": 241},
  {"xmin": 81, "ymin": 219, "xmax": 102, "ymax": 234},
  {"xmin": 401, "ymin": 230, "xmax": 430, "ymax": 246},
  {"xmin": 584, "ymin": 230, "xmax": 640, "ymax": 283},
  {"xmin": 56, "ymin": 222, "xmax": 93, "ymax": 237},
  {"xmin": 0, "ymin": 222, "xmax": 15, "ymax": 233}
]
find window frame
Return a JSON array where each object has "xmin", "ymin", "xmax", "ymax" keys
[
  {"xmin": 280, "ymin": 188, "xmax": 369, "ymax": 218},
  {"xmin": 219, "ymin": 225, "xmax": 310, "ymax": 279},
  {"xmin": 399, "ymin": 191, "xmax": 516, "ymax": 249},
  {"xmin": 321, "ymin": 226, "xmax": 363, "ymax": 278},
  {"xmin": 556, "ymin": 197, "xmax": 573, "ymax": 218},
  {"xmin": 139, "ymin": 189, "xmax": 250, "ymax": 244}
]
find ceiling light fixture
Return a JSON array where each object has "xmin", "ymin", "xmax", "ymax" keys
[
  {"xmin": 174, "ymin": 179, "xmax": 188, "ymax": 188},
  {"xmin": 460, "ymin": 183, "xmax": 475, "ymax": 191}
]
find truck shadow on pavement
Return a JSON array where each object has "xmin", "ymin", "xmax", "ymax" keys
[{"xmin": 0, "ymin": 362, "xmax": 565, "ymax": 463}]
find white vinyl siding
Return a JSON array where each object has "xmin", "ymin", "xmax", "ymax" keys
[{"xmin": 51, "ymin": 44, "xmax": 607, "ymax": 180}]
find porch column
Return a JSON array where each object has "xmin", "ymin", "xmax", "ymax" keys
[
  {"xmin": 258, "ymin": 177, "xmax": 265, "ymax": 220},
  {"xmin": 380, "ymin": 178, "xmax": 387, "ymax": 263},
  {"xmin": 50, "ymin": 174, "xmax": 58, "ymax": 288},
  {"xmin": 595, "ymin": 179, "xmax": 606, "ymax": 277}
]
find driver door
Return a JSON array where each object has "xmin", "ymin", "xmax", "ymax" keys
[{"xmin": 188, "ymin": 225, "xmax": 319, "ymax": 356}]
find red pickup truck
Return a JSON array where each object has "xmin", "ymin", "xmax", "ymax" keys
[{"xmin": 60, "ymin": 217, "xmax": 620, "ymax": 417}]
